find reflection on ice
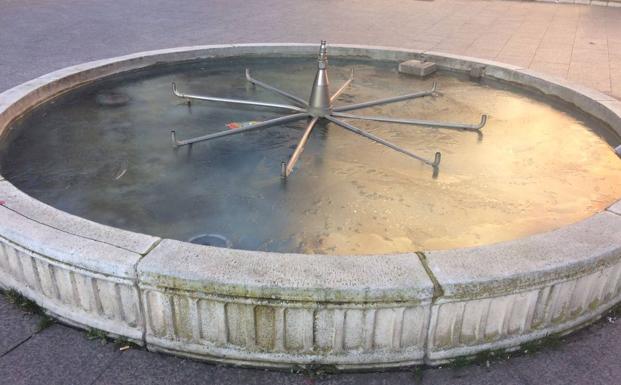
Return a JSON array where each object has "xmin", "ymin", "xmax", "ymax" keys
[{"xmin": 1, "ymin": 56, "xmax": 620, "ymax": 255}]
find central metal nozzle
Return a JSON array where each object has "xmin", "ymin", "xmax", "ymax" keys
[
  {"xmin": 308, "ymin": 41, "xmax": 331, "ymax": 116},
  {"xmin": 318, "ymin": 40, "xmax": 327, "ymax": 68}
]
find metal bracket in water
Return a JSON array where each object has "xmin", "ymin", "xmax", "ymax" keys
[{"xmin": 170, "ymin": 40, "xmax": 488, "ymax": 178}]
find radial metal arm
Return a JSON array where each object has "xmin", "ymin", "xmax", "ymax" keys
[
  {"xmin": 324, "ymin": 116, "xmax": 441, "ymax": 168},
  {"xmin": 282, "ymin": 116, "xmax": 320, "ymax": 178},
  {"xmin": 172, "ymin": 82, "xmax": 306, "ymax": 113},
  {"xmin": 333, "ymin": 81, "xmax": 437, "ymax": 112},
  {"xmin": 330, "ymin": 68, "xmax": 354, "ymax": 103},
  {"xmin": 171, "ymin": 113, "xmax": 309, "ymax": 147},
  {"xmin": 245, "ymin": 69, "xmax": 308, "ymax": 107},
  {"xmin": 332, "ymin": 112, "xmax": 487, "ymax": 131}
]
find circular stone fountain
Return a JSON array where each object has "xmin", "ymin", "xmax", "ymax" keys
[{"xmin": 0, "ymin": 44, "xmax": 620, "ymax": 370}]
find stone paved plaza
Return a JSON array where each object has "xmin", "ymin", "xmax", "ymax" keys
[
  {"xmin": 2, "ymin": 0, "xmax": 621, "ymax": 98},
  {"xmin": 1, "ymin": 0, "xmax": 621, "ymax": 384}
]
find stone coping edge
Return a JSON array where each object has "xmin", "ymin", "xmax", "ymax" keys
[
  {"xmin": 532, "ymin": 0, "xmax": 621, "ymax": 8},
  {"xmin": 0, "ymin": 44, "xmax": 619, "ymax": 369}
]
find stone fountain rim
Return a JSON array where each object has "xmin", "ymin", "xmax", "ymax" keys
[{"xmin": 0, "ymin": 44, "xmax": 620, "ymax": 368}]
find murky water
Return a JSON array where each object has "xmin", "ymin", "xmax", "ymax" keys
[{"xmin": 1, "ymin": 56, "xmax": 621, "ymax": 255}]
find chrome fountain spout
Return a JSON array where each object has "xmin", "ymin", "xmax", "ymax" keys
[{"xmin": 308, "ymin": 40, "xmax": 331, "ymax": 117}]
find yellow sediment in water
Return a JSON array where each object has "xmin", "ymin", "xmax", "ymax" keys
[
  {"xmin": 2, "ymin": 59, "xmax": 620, "ymax": 255},
  {"xmin": 278, "ymin": 73, "xmax": 621, "ymax": 253}
]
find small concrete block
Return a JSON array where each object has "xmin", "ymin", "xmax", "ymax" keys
[
  {"xmin": 399, "ymin": 60, "xmax": 437, "ymax": 77},
  {"xmin": 469, "ymin": 65, "xmax": 486, "ymax": 80}
]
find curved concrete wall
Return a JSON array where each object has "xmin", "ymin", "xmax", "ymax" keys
[{"xmin": 0, "ymin": 44, "xmax": 620, "ymax": 369}]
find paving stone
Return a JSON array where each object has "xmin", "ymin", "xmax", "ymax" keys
[
  {"xmin": 419, "ymin": 364, "xmax": 526, "ymax": 385},
  {"xmin": 507, "ymin": 320, "xmax": 621, "ymax": 385},
  {"xmin": 213, "ymin": 366, "xmax": 307, "ymax": 385},
  {"xmin": 91, "ymin": 348, "xmax": 220, "ymax": 385},
  {"xmin": 529, "ymin": 61, "xmax": 570, "ymax": 79},
  {"xmin": 568, "ymin": 61, "xmax": 612, "ymax": 92},
  {"xmin": 0, "ymin": 293, "xmax": 42, "ymax": 356},
  {"xmin": 318, "ymin": 371, "xmax": 420, "ymax": 385},
  {"xmin": 532, "ymin": 46, "xmax": 573, "ymax": 64},
  {"xmin": 494, "ymin": 54, "xmax": 532, "ymax": 68},
  {"xmin": 0, "ymin": 324, "xmax": 120, "ymax": 385},
  {"xmin": 213, "ymin": 367, "xmax": 420, "ymax": 385}
]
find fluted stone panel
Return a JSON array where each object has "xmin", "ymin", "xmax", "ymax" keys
[
  {"xmin": 0, "ymin": 235, "xmax": 144, "ymax": 339},
  {"xmin": 427, "ymin": 263, "xmax": 621, "ymax": 361},
  {"xmin": 140, "ymin": 285, "xmax": 432, "ymax": 367}
]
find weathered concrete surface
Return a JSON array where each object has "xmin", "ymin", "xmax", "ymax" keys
[
  {"xmin": 423, "ymin": 212, "xmax": 621, "ymax": 362},
  {"xmin": 138, "ymin": 240, "xmax": 434, "ymax": 368},
  {"xmin": 425, "ymin": 212, "xmax": 621, "ymax": 298},
  {"xmin": 139, "ymin": 239, "xmax": 434, "ymax": 302},
  {"xmin": 0, "ymin": 203, "xmax": 141, "ymax": 278},
  {"xmin": 0, "ymin": 184, "xmax": 148, "ymax": 341},
  {"xmin": 0, "ymin": 181, "xmax": 159, "ymax": 255}
]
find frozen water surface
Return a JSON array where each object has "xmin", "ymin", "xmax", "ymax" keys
[{"xmin": 2, "ymin": 56, "xmax": 621, "ymax": 255}]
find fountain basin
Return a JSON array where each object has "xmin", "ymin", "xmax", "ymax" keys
[{"xmin": 0, "ymin": 44, "xmax": 620, "ymax": 369}]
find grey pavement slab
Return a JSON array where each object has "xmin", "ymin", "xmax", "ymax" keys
[
  {"xmin": 316, "ymin": 371, "xmax": 426, "ymax": 385},
  {"xmin": 0, "ymin": 294, "xmax": 42, "ymax": 356},
  {"xmin": 0, "ymin": 323, "xmax": 120, "ymax": 385},
  {"xmin": 0, "ymin": 1, "xmax": 620, "ymax": 99},
  {"xmin": 90, "ymin": 349, "xmax": 221, "ymax": 385},
  {"xmin": 506, "ymin": 320, "xmax": 621, "ymax": 385},
  {"xmin": 419, "ymin": 366, "xmax": 525, "ymax": 385}
]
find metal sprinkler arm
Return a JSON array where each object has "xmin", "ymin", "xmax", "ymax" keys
[
  {"xmin": 332, "ymin": 112, "xmax": 488, "ymax": 131},
  {"xmin": 171, "ymin": 113, "xmax": 309, "ymax": 147},
  {"xmin": 245, "ymin": 69, "xmax": 309, "ymax": 107},
  {"xmin": 172, "ymin": 82, "xmax": 306, "ymax": 113},
  {"xmin": 324, "ymin": 115, "xmax": 441, "ymax": 168},
  {"xmin": 282, "ymin": 116, "xmax": 320, "ymax": 178},
  {"xmin": 332, "ymin": 82, "xmax": 437, "ymax": 112}
]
